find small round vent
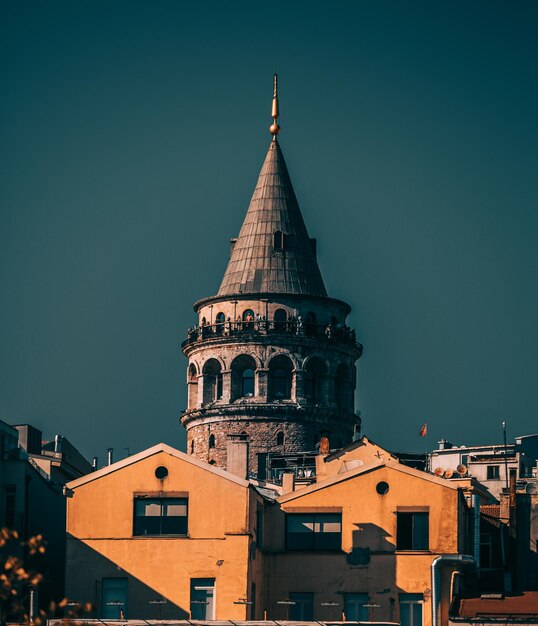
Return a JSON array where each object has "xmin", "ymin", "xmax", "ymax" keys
[
  {"xmin": 155, "ymin": 466, "xmax": 168, "ymax": 480},
  {"xmin": 376, "ymin": 481, "xmax": 389, "ymax": 495}
]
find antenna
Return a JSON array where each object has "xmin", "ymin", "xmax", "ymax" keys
[{"xmin": 456, "ymin": 463, "xmax": 467, "ymax": 476}]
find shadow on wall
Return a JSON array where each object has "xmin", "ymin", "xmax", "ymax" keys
[{"xmin": 65, "ymin": 536, "xmax": 189, "ymax": 619}]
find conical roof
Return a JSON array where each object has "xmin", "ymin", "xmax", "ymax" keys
[{"xmin": 218, "ymin": 139, "xmax": 327, "ymax": 297}]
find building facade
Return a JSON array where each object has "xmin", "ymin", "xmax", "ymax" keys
[{"xmin": 180, "ymin": 83, "xmax": 362, "ymax": 474}]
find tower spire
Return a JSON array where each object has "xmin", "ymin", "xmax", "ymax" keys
[{"xmin": 269, "ymin": 73, "xmax": 280, "ymax": 139}]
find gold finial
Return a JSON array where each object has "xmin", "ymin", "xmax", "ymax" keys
[{"xmin": 269, "ymin": 73, "xmax": 281, "ymax": 139}]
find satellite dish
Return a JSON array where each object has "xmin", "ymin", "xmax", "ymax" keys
[
  {"xmin": 434, "ymin": 467, "xmax": 444, "ymax": 477},
  {"xmin": 457, "ymin": 464, "xmax": 467, "ymax": 476},
  {"xmin": 525, "ymin": 483, "xmax": 537, "ymax": 495},
  {"xmin": 445, "ymin": 469, "xmax": 454, "ymax": 479}
]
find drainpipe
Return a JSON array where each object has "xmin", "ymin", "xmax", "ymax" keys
[
  {"xmin": 472, "ymin": 494, "xmax": 481, "ymax": 569},
  {"xmin": 431, "ymin": 555, "xmax": 474, "ymax": 626}
]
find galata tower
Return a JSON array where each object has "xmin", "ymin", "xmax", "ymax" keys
[{"xmin": 181, "ymin": 76, "xmax": 363, "ymax": 474}]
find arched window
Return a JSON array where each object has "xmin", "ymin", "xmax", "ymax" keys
[
  {"xmin": 273, "ymin": 230, "xmax": 284, "ymax": 250},
  {"xmin": 209, "ymin": 434, "xmax": 215, "ymax": 449},
  {"xmin": 274, "ymin": 308, "xmax": 287, "ymax": 331},
  {"xmin": 304, "ymin": 357, "xmax": 327, "ymax": 404},
  {"xmin": 335, "ymin": 363, "xmax": 353, "ymax": 412},
  {"xmin": 215, "ymin": 312, "xmax": 225, "ymax": 335},
  {"xmin": 268, "ymin": 354, "xmax": 293, "ymax": 400},
  {"xmin": 305, "ymin": 311, "xmax": 317, "ymax": 336},
  {"xmin": 187, "ymin": 363, "xmax": 198, "ymax": 410},
  {"xmin": 231, "ymin": 355, "xmax": 257, "ymax": 400},
  {"xmin": 239, "ymin": 431, "xmax": 248, "ymax": 441},
  {"xmin": 276, "ymin": 431, "xmax": 285, "ymax": 446},
  {"xmin": 203, "ymin": 359, "xmax": 223, "ymax": 404},
  {"xmin": 242, "ymin": 309, "xmax": 255, "ymax": 321}
]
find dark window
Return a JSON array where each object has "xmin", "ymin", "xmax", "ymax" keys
[
  {"xmin": 273, "ymin": 231, "xmax": 284, "ymax": 250},
  {"xmin": 215, "ymin": 312, "xmax": 225, "ymax": 334},
  {"xmin": 190, "ymin": 578, "xmax": 215, "ymax": 620},
  {"xmin": 286, "ymin": 513, "xmax": 342, "ymax": 551},
  {"xmin": 134, "ymin": 497, "xmax": 188, "ymax": 536},
  {"xmin": 274, "ymin": 308, "xmax": 287, "ymax": 330},
  {"xmin": 480, "ymin": 533, "xmax": 492, "ymax": 568},
  {"xmin": 242, "ymin": 369, "xmax": 255, "ymax": 397},
  {"xmin": 256, "ymin": 505, "xmax": 264, "ymax": 550},
  {"xmin": 3, "ymin": 485, "xmax": 16, "ymax": 529},
  {"xmin": 216, "ymin": 373, "xmax": 223, "ymax": 399},
  {"xmin": 272, "ymin": 369, "xmax": 289, "ymax": 398},
  {"xmin": 242, "ymin": 309, "xmax": 255, "ymax": 322},
  {"xmin": 289, "ymin": 592, "xmax": 313, "ymax": 620},
  {"xmin": 101, "ymin": 578, "xmax": 128, "ymax": 619},
  {"xmin": 269, "ymin": 354, "xmax": 293, "ymax": 400},
  {"xmin": 396, "ymin": 512, "xmax": 429, "ymax": 550},
  {"xmin": 276, "ymin": 431, "xmax": 285, "ymax": 446},
  {"xmin": 190, "ymin": 440, "xmax": 194, "ymax": 454},
  {"xmin": 344, "ymin": 593, "xmax": 369, "ymax": 621},
  {"xmin": 487, "ymin": 465, "xmax": 500, "ymax": 480},
  {"xmin": 209, "ymin": 434, "xmax": 215, "ymax": 449}
]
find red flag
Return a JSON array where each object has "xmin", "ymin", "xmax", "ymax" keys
[{"xmin": 419, "ymin": 423, "xmax": 427, "ymax": 437}]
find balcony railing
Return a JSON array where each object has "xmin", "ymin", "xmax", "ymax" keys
[{"xmin": 183, "ymin": 320, "xmax": 358, "ymax": 347}]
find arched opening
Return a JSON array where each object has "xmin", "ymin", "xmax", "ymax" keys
[
  {"xmin": 274, "ymin": 308, "xmax": 287, "ymax": 331},
  {"xmin": 231, "ymin": 355, "xmax": 257, "ymax": 400},
  {"xmin": 276, "ymin": 431, "xmax": 285, "ymax": 446},
  {"xmin": 209, "ymin": 434, "xmax": 215, "ymax": 449},
  {"xmin": 305, "ymin": 311, "xmax": 317, "ymax": 336},
  {"xmin": 268, "ymin": 354, "xmax": 293, "ymax": 400},
  {"xmin": 203, "ymin": 359, "xmax": 223, "ymax": 404},
  {"xmin": 187, "ymin": 363, "xmax": 198, "ymax": 410},
  {"xmin": 304, "ymin": 357, "xmax": 327, "ymax": 404},
  {"xmin": 242, "ymin": 309, "xmax": 255, "ymax": 330},
  {"xmin": 335, "ymin": 363, "xmax": 354, "ymax": 412},
  {"xmin": 215, "ymin": 312, "xmax": 225, "ymax": 335}
]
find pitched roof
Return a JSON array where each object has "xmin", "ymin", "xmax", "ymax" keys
[
  {"xmin": 217, "ymin": 139, "xmax": 327, "ymax": 297},
  {"xmin": 66, "ymin": 443, "xmax": 249, "ymax": 489}
]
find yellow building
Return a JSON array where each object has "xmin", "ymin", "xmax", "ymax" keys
[{"xmin": 65, "ymin": 437, "xmax": 479, "ymax": 626}]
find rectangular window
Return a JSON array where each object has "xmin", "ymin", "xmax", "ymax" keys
[
  {"xmin": 399, "ymin": 593, "xmax": 423, "ymax": 626},
  {"xmin": 256, "ymin": 504, "xmax": 264, "ymax": 550},
  {"xmin": 190, "ymin": 578, "xmax": 215, "ymax": 620},
  {"xmin": 289, "ymin": 592, "xmax": 314, "ymax": 621},
  {"xmin": 396, "ymin": 512, "xmax": 429, "ymax": 550},
  {"xmin": 286, "ymin": 513, "xmax": 342, "ymax": 551},
  {"xmin": 480, "ymin": 533, "xmax": 492, "ymax": 569},
  {"xmin": 487, "ymin": 465, "xmax": 500, "ymax": 480},
  {"xmin": 3, "ymin": 485, "xmax": 16, "ymax": 529},
  {"xmin": 133, "ymin": 497, "xmax": 188, "ymax": 536},
  {"xmin": 101, "ymin": 577, "xmax": 128, "ymax": 619},
  {"xmin": 344, "ymin": 593, "xmax": 369, "ymax": 621}
]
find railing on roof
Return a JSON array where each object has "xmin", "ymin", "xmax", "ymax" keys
[{"xmin": 183, "ymin": 320, "xmax": 358, "ymax": 347}]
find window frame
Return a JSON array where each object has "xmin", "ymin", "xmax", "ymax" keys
[
  {"xmin": 133, "ymin": 496, "xmax": 188, "ymax": 537},
  {"xmin": 285, "ymin": 512, "xmax": 342, "ymax": 552},
  {"xmin": 487, "ymin": 465, "xmax": 500, "ymax": 480},
  {"xmin": 396, "ymin": 511, "xmax": 429, "ymax": 551}
]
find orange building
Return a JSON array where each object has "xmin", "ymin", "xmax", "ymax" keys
[{"xmin": 65, "ymin": 437, "xmax": 481, "ymax": 626}]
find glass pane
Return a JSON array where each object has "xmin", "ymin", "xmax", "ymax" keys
[
  {"xmin": 191, "ymin": 578, "xmax": 215, "ymax": 620},
  {"xmin": 287, "ymin": 516, "xmax": 315, "ymax": 533},
  {"xmin": 290, "ymin": 593, "xmax": 313, "ymax": 621},
  {"xmin": 135, "ymin": 500, "xmax": 161, "ymax": 516},
  {"xmin": 163, "ymin": 501, "xmax": 187, "ymax": 516},
  {"xmin": 412, "ymin": 514, "xmax": 429, "ymax": 550},
  {"xmin": 242, "ymin": 370, "xmax": 254, "ymax": 396},
  {"xmin": 344, "ymin": 593, "xmax": 369, "ymax": 621},
  {"xmin": 412, "ymin": 602, "xmax": 423, "ymax": 626},
  {"xmin": 400, "ymin": 603, "xmax": 410, "ymax": 626},
  {"xmin": 101, "ymin": 578, "xmax": 128, "ymax": 619},
  {"xmin": 397, "ymin": 513, "xmax": 413, "ymax": 550}
]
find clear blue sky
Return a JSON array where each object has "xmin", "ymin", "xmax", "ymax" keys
[{"xmin": 1, "ymin": 1, "xmax": 537, "ymax": 462}]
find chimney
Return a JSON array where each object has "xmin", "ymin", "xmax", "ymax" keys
[
  {"xmin": 54, "ymin": 434, "xmax": 63, "ymax": 453},
  {"xmin": 107, "ymin": 448, "xmax": 114, "ymax": 466},
  {"xmin": 282, "ymin": 472, "xmax": 295, "ymax": 494},
  {"xmin": 438, "ymin": 439, "xmax": 447, "ymax": 450},
  {"xmin": 319, "ymin": 431, "xmax": 330, "ymax": 455},
  {"xmin": 92, "ymin": 456, "xmax": 99, "ymax": 471},
  {"xmin": 226, "ymin": 435, "xmax": 249, "ymax": 479}
]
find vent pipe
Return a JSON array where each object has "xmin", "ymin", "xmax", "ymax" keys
[
  {"xmin": 92, "ymin": 457, "xmax": 98, "ymax": 471},
  {"xmin": 54, "ymin": 434, "xmax": 63, "ymax": 453},
  {"xmin": 107, "ymin": 448, "xmax": 114, "ymax": 466},
  {"xmin": 431, "ymin": 554, "xmax": 474, "ymax": 626}
]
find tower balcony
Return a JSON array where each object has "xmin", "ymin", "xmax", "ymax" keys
[{"xmin": 182, "ymin": 319, "xmax": 362, "ymax": 353}]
